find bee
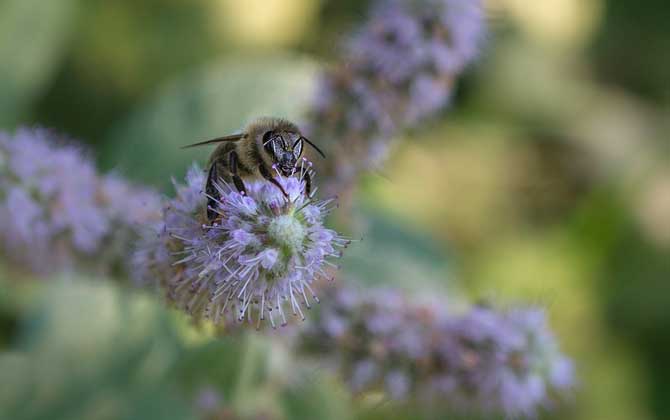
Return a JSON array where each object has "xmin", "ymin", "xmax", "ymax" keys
[{"xmin": 182, "ymin": 117, "xmax": 325, "ymax": 221}]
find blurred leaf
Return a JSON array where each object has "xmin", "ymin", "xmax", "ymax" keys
[
  {"xmin": 474, "ymin": 40, "xmax": 596, "ymax": 129},
  {"xmin": 364, "ymin": 126, "xmax": 526, "ymax": 248},
  {"xmin": 0, "ymin": 0, "xmax": 77, "ymax": 126},
  {"xmin": 176, "ymin": 332, "xmax": 357, "ymax": 419},
  {"xmin": 0, "ymin": 279, "xmax": 192, "ymax": 420},
  {"xmin": 102, "ymin": 54, "xmax": 318, "ymax": 189},
  {"xmin": 355, "ymin": 400, "xmax": 502, "ymax": 420},
  {"xmin": 601, "ymin": 222, "xmax": 670, "ymax": 339},
  {"xmin": 591, "ymin": 0, "xmax": 670, "ymax": 104},
  {"xmin": 279, "ymin": 373, "xmax": 352, "ymax": 420},
  {"xmin": 176, "ymin": 336, "xmax": 255, "ymax": 407},
  {"xmin": 32, "ymin": 0, "xmax": 225, "ymax": 145},
  {"xmin": 0, "ymin": 266, "xmax": 17, "ymax": 348},
  {"xmin": 340, "ymin": 208, "xmax": 455, "ymax": 296}
]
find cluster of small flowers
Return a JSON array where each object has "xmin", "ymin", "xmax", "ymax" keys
[
  {"xmin": 133, "ymin": 163, "xmax": 349, "ymax": 328},
  {"xmin": 297, "ymin": 286, "xmax": 574, "ymax": 418},
  {"xmin": 0, "ymin": 127, "xmax": 161, "ymax": 275},
  {"xmin": 306, "ymin": 0, "xmax": 485, "ymax": 191}
]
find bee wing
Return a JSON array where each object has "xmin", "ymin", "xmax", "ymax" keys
[{"xmin": 181, "ymin": 133, "xmax": 246, "ymax": 149}]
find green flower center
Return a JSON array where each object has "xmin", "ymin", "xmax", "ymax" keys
[{"xmin": 268, "ymin": 214, "xmax": 306, "ymax": 252}]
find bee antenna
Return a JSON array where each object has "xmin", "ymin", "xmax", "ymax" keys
[
  {"xmin": 180, "ymin": 133, "xmax": 246, "ymax": 149},
  {"xmin": 299, "ymin": 136, "xmax": 326, "ymax": 159}
]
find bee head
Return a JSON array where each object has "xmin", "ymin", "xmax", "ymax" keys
[{"xmin": 263, "ymin": 130, "xmax": 303, "ymax": 176}]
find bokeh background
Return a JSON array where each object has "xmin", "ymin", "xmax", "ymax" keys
[{"xmin": 1, "ymin": 0, "xmax": 669, "ymax": 419}]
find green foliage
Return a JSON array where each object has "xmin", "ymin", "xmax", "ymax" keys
[
  {"xmin": 279, "ymin": 374, "xmax": 352, "ymax": 420},
  {"xmin": 0, "ymin": 278, "xmax": 358, "ymax": 420},
  {"xmin": 0, "ymin": 0, "xmax": 77, "ymax": 127},
  {"xmin": 340, "ymin": 208, "xmax": 455, "ymax": 296},
  {"xmin": 31, "ymin": 0, "xmax": 223, "ymax": 144},
  {"xmin": 592, "ymin": 0, "xmax": 670, "ymax": 104},
  {"xmin": 0, "ymin": 280, "xmax": 191, "ymax": 420}
]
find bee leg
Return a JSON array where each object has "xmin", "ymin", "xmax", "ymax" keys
[
  {"xmin": 258, "ymin": 164, "xmax": 288, "ymax": 198},
  {"xmin": 229, "ymin": 151, "xmax": 248, "ymax": 196},
  {"xmin": 302, "ymin": 171, "xmax": 312, "ymax": 197},
  {"xmin": 206, "ymin": 160, "xmax": 224, "ymax": 221}
]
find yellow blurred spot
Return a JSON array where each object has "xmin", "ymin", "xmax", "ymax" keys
[
  {"xmin": 171, "ymin": 312, "xmax": 219, "ymax": 346},
  {"xmin": 490, "ymin": 0, "xmax": 603, "ymax": 48},
  {"xmin": 569, "ymin": 89, "xmax": 658, "ymax": 180},
  {"xmin": 367, "ymin": 123, "xmax": 523, "ymax": 247},
  {"xmin": 636, "ymin": 172, "xmax": 670, "ymax": 247},
  {"xmin": 212, "ymin": 0, "xmax": 317, "ymax": 47}
]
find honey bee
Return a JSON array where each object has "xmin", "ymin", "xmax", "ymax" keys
[{"xmin": 182, "ymin": 117, "xmax": 325, "ymax": 221}]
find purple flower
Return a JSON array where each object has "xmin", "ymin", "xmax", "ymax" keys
[
  {"xmin": 133, "ymin": 164, "xmax": 349, "ymax": 328},
  {"xmin": 350, "ymin": 359, "xmax": 380, "ymax": 392},
  {"xmin": 0, "ymin": 127, "xmax": 161, "ymax": 275},
  {"xmin": 351, "ymin": 0, "xmax": 484, "ymax": 84},
  {"xmin": 99, "ymin": 173, "xmax": 162, "ymax": 227},
  {"xmin": 435, "ymin": 306, "xmax": 575, "ymax": 417},
  {"xmin": 306, "ymin": 0, "xmax": 485, "ymax": 193},
  {"xmin": 347, "ymin": 8, "xmax": 424, "ymax": 84},
  {"xmin": 296, "ymin": 286, "xmax": 574, "ymax": 417},
  {"xmin": 386, "ymin": 370, "xmax": 411, "ymax": 399},
  {"xmin": 406, "ymin": 74, "xmax": 452, "ymax": 124},
  {"xmin": 194, "ymin": 386, "xmax": 223, "ymax": 414}
]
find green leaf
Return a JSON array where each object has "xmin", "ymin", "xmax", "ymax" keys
[
  {"xmin": 0, "ymin": 279, "xmax": 191, "ymax": 420},
  {"xmin": 0, "ymin": 0, "xmax": 77, "ymax": 126}
]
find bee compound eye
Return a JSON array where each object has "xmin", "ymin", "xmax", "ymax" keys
[{"xmin": 271, "ymin": 139, "xmax": 283, "ymax": 157}]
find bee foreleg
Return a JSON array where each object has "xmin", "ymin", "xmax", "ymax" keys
[
  {"xmin": 206, "ymin": 160, "xmax": 224, "ymax": 221},
  {"xmin": 302, "ymin": 171, "xmax": 312, "ymax": 197},
  {"xmin": 229, "ymin": 151, "xmax": 247, "ymax": 196},
  {"xmin": 258, "ymin": 164, "xmax": 288, "ymax": 198}
]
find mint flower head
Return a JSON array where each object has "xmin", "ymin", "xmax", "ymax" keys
[
  {"xmin": 306, "ymin": 0, "xmax": 485, "ymax": 191},
  {"xmin": 0, "ymin": 127, "xmax": 161, "ymax": 274},
  {"xmin": 134, "ymin": 164, "xmax": 349, "ymax": 328},
  {"xmin": 298, "ymin": 287, "xmax": 574, "ymax": 418},
  {"xmin": 438, "ymin": 306, "xmax": 575, "ymax": 417}
]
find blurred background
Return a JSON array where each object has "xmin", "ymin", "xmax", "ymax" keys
[{"xmin": 1, "ymin": 0, "xmax": 669, "ymax": 419}]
